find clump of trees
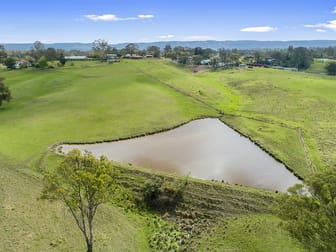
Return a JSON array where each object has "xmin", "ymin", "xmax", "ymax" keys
[
  {"xmin": 0, "ymin": 44, "xmax": 7, "ymax": 63},
  {"xmin": 41, "ymin": 149, "xmax": 121, "ymax": 252},
  {"xmin": 158, "ymin": 45, "xmax": 313, "ymax": 70},
  {"xmin": 325, "ymin": 62, "xmax": 336, "ymax": 75},
  {"xmin": 91, "ymin": 39, "xmax": 116, "ymax": 60},
  {"xmin": 4, "ymin": 57, "xmax": 16, "ymax": 69},
  {"xmin": 273, "ymin": 169, "xmax": 336, "ymax": 251},
  {"xmin": 0, "ymin": 78, "xmax": 11, "ymax": 107}
]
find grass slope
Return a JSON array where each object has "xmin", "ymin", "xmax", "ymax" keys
[
  {"xmin": 0, "ymin": 62, "xmax": 215, "ymax": 169},
  {"xmin": 0, "ymin": 60, "xmax": 320, "ymax": 251},
  {"xmin": 195, "ymin": 214, "xmax": 305, "ymax": 252},
  {"xmin": 0, "ymin": 62, "xmax": 217, "ymax": 251},
  {"xmin": 0, "ymin": 166, "xmax": 149, "ymax": 252},
  {"xmin": 214, "ymin": 68, "xmax": 336, "ymax": 175},
  {"xmin": 132, "ymin": 60, "xmax": 336, "ymax": 177}
]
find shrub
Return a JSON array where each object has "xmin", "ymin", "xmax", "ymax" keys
[
  {"xmin": 143, "ymin": 176, "xmax": 189, "ymax": 210},
  {"xmin": 148, "ymin": 216, "xmax": 182, "ymax": 251},
  {"xmin": 326, "ymin": 61, "xmax": 336, "ymax": 75}
]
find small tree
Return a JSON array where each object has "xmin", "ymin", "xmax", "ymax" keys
[
  {"xmin": 0, "ymin": 44, "xmax": 7, "ymax": 63},
  {"xmin": 143, "ymin": 175, "xmax": 188, "ymax": 211},
  {"xmin": 41, "ymin": 149, "xmax": 121, "ymax": 252},
  {"xmin": 45, "ymin": 47, "xmax": 58, "ymax": 61},
  {"xmin": 92, "ymin": 39, "xmax": 110, "ymax": 59},
  {"xmin": 32, "ymin": 40, "xmax": 45, "ymax": 60},
  {"xmin": 125, "ymin": 43, "xmax": 139, "ymax": 56},
  {"xmin": 326, "ymin": 62, "xmax": 336, "ymax": 75},
  {"xmin": 4, "ymin": 57, "xmax": 16, "ymax": 69},
  {"xmin": 59, "ymin": 53, "xmax": 67, "ymax": 66},
  {"xmin": 273, "ymin": 169, "xmax": 336, "ymax": 251},
  {"xmin": 146, "ymin": 46, "xmax": 161, "ymax": 58},
  {"xmin": 0, "ymin": 78, "xmax": 12, "ymax": 107},
  {"xmin": 37, "ymin": 56, "xmax": 48, "ymax": 68}
]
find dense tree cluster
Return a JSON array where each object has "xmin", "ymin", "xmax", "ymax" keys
[
  {"xmin": 0, "ymin": 44, "xmax": 7, "ymax": 63},
  {"xmin": 274, "ymin": 169, "xmax": 336, "ymax": 252},
  {"xmin": 3, "ymin": 40, "xmax": 336, "ymax": 71},
  {"xmin": 325, "ymin": 62, "xmax": 336, "ymax": 75}
]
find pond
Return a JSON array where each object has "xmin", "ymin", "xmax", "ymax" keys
[{"xmin": 59, "ymin": 118, "xmax": 300, "ymax": 191}]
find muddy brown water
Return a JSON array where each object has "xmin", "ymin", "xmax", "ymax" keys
[{"xmin": 59, "ymin": 118, "xmax": 300, "ymax": 191}]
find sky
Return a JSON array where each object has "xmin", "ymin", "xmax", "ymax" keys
[{"xmin": 1, "ymin": 0, "xmax": 336, "ymax": 43}]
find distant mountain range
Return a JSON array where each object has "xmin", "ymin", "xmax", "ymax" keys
[{"xmin": 4, "ymin": 40, "xmax": 336, "ymax": 51}]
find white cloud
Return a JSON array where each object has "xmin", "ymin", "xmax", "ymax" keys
[
  {"xmin": 240, "ymin": 26, "xmax": 277, "ymax": 32},
  {"xmin": 333, "ymin": 7, "xmax": 336, "ymax": 13},
  {"xmin": 316, "ymin": 29, "xmax": 326, "ymax": 33},
  {"xmin": 138, "ymin": 14, "xmax": 154, "ymax": 19},
  {"xmin": 304, "ymin": 20, "xmax": 336, "ymax": 31},
  {"xmin": 157, "ymin": 34, "xmax": 175, "ymax": 39},
  {"xmin": 84, "ymin": 14, "xmax": 154, "ymax": 22},
  {"xmin": 182, "ymin": 35, "xmax": 215, "ymax": 41}
]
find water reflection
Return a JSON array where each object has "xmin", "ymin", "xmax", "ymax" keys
[{"xmin": 60, "ymin": 119, "xmax": 300, "ymax": 191}]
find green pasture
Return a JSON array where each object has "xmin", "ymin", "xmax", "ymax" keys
[
  {"xmin": 132, "ymin": 60, "xmax": 336, "ymax": 177},
  {"xmin": 0, "ymin": 62, "xmax": 215, "ymax": 169},
  {"xmin": 0, "ymin": 166, "xmax": 150, "ymax": 252},
  {"xmin": 195, "ymin": 214, "xmax": 305, "ymax": 252},
  {"xmin": 306, "ymin": 58, "xmax": 336, "ymax": 74},
  {"xmin": 2, "ymin": 58, "xmax": 334, "ymax": 250}
]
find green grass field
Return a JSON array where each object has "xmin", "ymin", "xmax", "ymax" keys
[
  {"xmin": 306, "ymin": 58, "xmax": 336, "ymax": 74},
  {"xmin": 3, "ymin": 59, "xmax": 335, "ymax": 250},
  {"xmin": 0, "ymin": 166, "xmax": 150, "ymax": 252},
  {"xmin": 0, "ymin": 61, "xmax": 215, "ymax": 169},
  {"xmin": 132, "ymin": 60, "xmax": 336, "ymax": 177},
  {"xmin": 0, "ymin": 61, "xmax": 217, "ymax": 251},
  {"xmin": 195, "ymin": 214, "xmax": 305, "ymax": 252}
]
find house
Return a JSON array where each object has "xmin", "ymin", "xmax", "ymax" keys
[
  {"xmin": 272, "ymin": 66, "xmax": 298, "ymax": 71},
  {"xmin": 105, "ymin": 54, "xmax": 120, "ymax": 63},
  {"xmin": 200, "ymin": 59, "xmax": 211, "ymax": 65},
  {"xmin": 106, "ymin": 54, "xmax": 118, "ymax": 59},
  {"xmin": 318, "ymin": 58, "xmax": 329, "ymax": 63},
  {"xmin": 123, "ymin": 54, "xmax": 143, "ymax": 59},
  {"xmin": 64, "ymin": 56, "xmax": 89, "ymax": 61},
  {"xmin": 217, "ymin": 62, "xmax": 236, "ymax": 68},
  {"xmin": 14, "ymin": 59, "xmax": 32, "ymax": 69}
]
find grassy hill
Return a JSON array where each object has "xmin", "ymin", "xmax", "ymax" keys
[
  {"xmin": 0, "ymin": 61, "xmax": 215, "ymax": 169},
  {"xmin": 131, "ymin": 60, "xmax": 336, "ymax": 178},
  {"xmin": 2, "ymin": 59, "xmax": 333, "ymax": 250},
  {"xmin": 0, "ymin": 166, "xmax": 150, "ymax": 252}
]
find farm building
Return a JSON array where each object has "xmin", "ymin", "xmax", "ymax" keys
[{"xmin": 64, "ymin": 56, "xmax": 91, "ymax": 61}]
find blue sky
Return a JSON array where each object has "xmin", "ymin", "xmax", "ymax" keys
[{"xmin": 1, "ymin": 0, "xmax": 336, "ymax": 43}]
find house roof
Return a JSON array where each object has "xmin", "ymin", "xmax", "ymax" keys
[{"xmin": 64, "ymin": 56, "xmax": 88, "ymax": 60}]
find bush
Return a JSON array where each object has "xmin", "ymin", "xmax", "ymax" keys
[
  {"xmin": 143, "ymin": 176, "xmax": 189, "ymax": 210},
  {"xmin": 0, "ymin": 79, "xmax": 12, "ymax": 107},
  {"xmin": 4, "ymin": 57, "xmax": 16, "ymax": 69},
  {"xmin": 37, "ymin": 56, "xmax": 48, "ymax": 69},
  {"xmin": 148, "ymin": 216, "xmax": 182, "ymax": 251},
  {"xmin": 273, "ymin": 169, "xmax": 336, "ymax": 251},
  {"xmin": 326, "ymin": 61, "xmax": 336, "ymax": 75}
]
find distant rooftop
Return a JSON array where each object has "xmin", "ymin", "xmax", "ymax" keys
[{"xmin": 64, "ymin": 56, "xmax": 88, "ymax": 60}]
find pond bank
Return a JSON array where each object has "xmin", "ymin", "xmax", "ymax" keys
[{"xmin": 57, "ymin": 118, "xmax": 300, "ymax": 191}]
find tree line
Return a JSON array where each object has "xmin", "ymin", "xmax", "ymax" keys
[{"xmin": 1, "ymin": 40, "xmax": 336, "ymax": 73}]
